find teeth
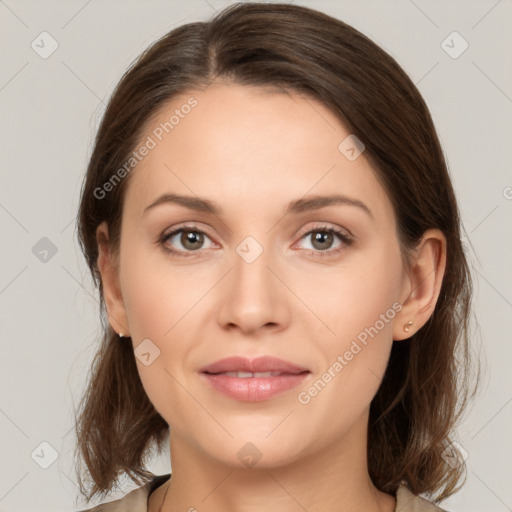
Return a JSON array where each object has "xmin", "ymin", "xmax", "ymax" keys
[{"xmin": 220, "ymin": 371, "xmax": 283, "ymax": 378}]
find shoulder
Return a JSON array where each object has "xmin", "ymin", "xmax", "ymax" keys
[
  {"xmin": 76, "ymin": 486, "xmax": 150, "ymax": 512},
  {"xmin": 76, "ymin": 474, "xmax": 171, "ymax": 512},
  {"xmin": 77, "ymin": 476, "xmax": 449, "ymax": 512},
  {"xmin": 395, "ymin": 484, "xmax": 451, "ymax": 512}
]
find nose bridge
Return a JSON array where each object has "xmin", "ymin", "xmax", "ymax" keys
[
  {"xmin": 217, "ymin": 231, "xmax": 288, "ymax": 332},
  {"xmin": 232, "ymin": 233, "xmax": 277, "ymax": 300}
]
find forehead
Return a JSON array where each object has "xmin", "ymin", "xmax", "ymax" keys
[{"xmin": 122, "ymin": 83, "xmax": 393, "ymax": 223}]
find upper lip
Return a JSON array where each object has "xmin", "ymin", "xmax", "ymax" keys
[{"xmin": 199, "ymin": 356, "xmax": 309, "ymax": 375}]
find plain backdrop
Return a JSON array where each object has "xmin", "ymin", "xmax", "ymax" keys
[{"xmin": 0, "ymin": 1, "xmax": 511, "ymax": 511}]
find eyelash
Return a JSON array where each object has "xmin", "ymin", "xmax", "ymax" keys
[{"xmin": 158, "ymin": 223, "xmax": 353, "ymax": 259}]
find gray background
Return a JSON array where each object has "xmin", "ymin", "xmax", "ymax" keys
[{"xmin": 1, "ymin": 0, "xmax": 511, "ymax": 511}]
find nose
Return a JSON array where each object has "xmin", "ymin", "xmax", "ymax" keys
[{"xmin": 216, "ymin": 240, "xmax": 290, "ymax": 335}]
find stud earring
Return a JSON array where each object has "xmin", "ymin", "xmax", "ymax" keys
[
  {"xmin": 118, "ymin": 332, "xmax": 126, "ymax": 338},
  {"xmin": 404, "ymin": 321, "xmax": 413, "ymax": 332}
]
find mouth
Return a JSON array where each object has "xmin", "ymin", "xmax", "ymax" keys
[
  {"xmin": 199, "ymin": 355, "xmax": 309, "ymax": 375},
  {"xmin": 198, "ymin": 355, "xmax": 311, "ymax": 401},
  {"xmin": 202, "ymin": 370, "xmax": 309, "ymax": 378},
  {"xmin": 199, "ymin": 370, "xmax": 311, "ymax": 401}
]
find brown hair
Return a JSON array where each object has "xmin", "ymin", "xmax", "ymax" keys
[{"xmin": 74, "ymin": 1, "xmax": 480, "ymax": 504}]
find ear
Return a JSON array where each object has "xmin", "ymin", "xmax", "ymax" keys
[
  {"xmin": 393, "ymin": 228, "xmax": 447, "ymax": 341},
  {"xmin": 96, "ymin": 221, "xmax": 130, "ymax": 337}
]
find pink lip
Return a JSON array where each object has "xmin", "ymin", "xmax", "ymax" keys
[
  {"xmin": 200, "ymin": 373, "xmax": 309, "ymax": 401},
  {"xmin": 199, "ymin": 356, "xmax": 310, "ymax": 402},
  {"xmin": 199, "ymin": 356, "xmax": 309, "ymax": 374}
]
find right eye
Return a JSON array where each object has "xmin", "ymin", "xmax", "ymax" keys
[{"xmin": 159, "ymin": 224, "xmax": 217, "ymax": 257}]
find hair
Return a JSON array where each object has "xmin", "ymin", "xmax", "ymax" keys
[{"xmin": 74, "ymin": 1, "xmax": 480, "ymax": 504}]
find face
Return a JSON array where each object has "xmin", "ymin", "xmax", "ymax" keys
[{"xmin": 102, "ymin": 83, "xmax": 413, "ymax": 468}]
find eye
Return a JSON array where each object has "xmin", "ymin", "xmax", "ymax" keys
[
  {"xmin": 158, "ymin": 223, "xmax": 353, "ymax": 259},
  {"xmin": 159, "ymin": 223, "xmax": 216, "ymax": 257},
  {"xmin": 295, "ymin": 225, "xmax": 353, "ymax": 258}
]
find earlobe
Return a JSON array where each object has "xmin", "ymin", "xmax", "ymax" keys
[
  {"xmin": 393, "ymin": 229, "xmax": 447, "ymax": 341},
  {"xmin": 96, "ymin": 221, "xmax": 130, "ymax": 337}
]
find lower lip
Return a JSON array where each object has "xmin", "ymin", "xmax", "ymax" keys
[{"xmin": 200, "ymin": 372, "xmax": 309, "ymax": 402}]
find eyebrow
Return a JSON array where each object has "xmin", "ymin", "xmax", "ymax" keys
[{"xmin": 143, "ymin": 193, "xmax": 374, "ymax": 220}]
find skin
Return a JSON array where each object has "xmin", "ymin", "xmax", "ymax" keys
[{"xmin": 96, "ymin": 83, "xmax": 446, "ymax": 512}]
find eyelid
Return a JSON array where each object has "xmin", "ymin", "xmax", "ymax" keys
[
  {"xmin": 159, "ymin": 222, "xmax": 217, "ymax": 247},
  {"xmin": 295, "ymin": 222, "xmax": 353, "ymax": 240},
  {"xmin": 160, "ymin": 221, "xmax": 214, "ymax": 239},
  {"xmin": 161, "ymin": 221, "xmax": 353, "ymax": 241}
]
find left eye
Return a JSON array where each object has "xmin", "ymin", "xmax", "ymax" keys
[{"xmin": 297, "ymin": 227, "xmax": 351, "ymax": 253}]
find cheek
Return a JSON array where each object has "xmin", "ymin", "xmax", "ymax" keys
[
  {"xmin": 302, "ymin": 239, "xmax": 403, "ymax": 398},
  {"xmin": 118, "ymin": 248, "xmax": 197, "ymax": 417},
  {"xmin": 345, "ymin": 256, "xmax": 402, "ymax": 339},
  {"xmin": 299, "ymin": 240, "xmax": 403, "ymax": 346},
  {"xmin": 119, "ymin": 244, "xmax": 200, "ymax": 339},
  {"xmin": 295, "ymin": 251, "xmax": 402, "ymax": 427}
]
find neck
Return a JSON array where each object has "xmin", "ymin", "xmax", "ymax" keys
[{"xmin": 151, "ymin": 410, "xmax": 395, "ymax": 512}]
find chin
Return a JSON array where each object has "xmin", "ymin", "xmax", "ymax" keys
[{"xmin": 204, "ymin": 436, "xmax": 304, "ymax": 470}]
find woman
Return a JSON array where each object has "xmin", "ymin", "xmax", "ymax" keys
[{"xmin": 74, "ymin": 2, "xmax": 479, "ymax": 511}]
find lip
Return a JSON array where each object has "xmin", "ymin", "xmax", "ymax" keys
[
  {"xmin": 199, "ymin": 356, "xmax": 309, "ymax": 374},
  {"xmin": 199, "ymin": 356, "xmax": 310, "ymax": 402},
  {"xmin": 200, "ymin": 373, "xmax": 310, "ymax": 401}
]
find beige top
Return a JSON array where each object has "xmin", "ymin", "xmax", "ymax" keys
[{"xmin": 77, "ymin": 474, "xmax": 449, "ymax": 512}]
